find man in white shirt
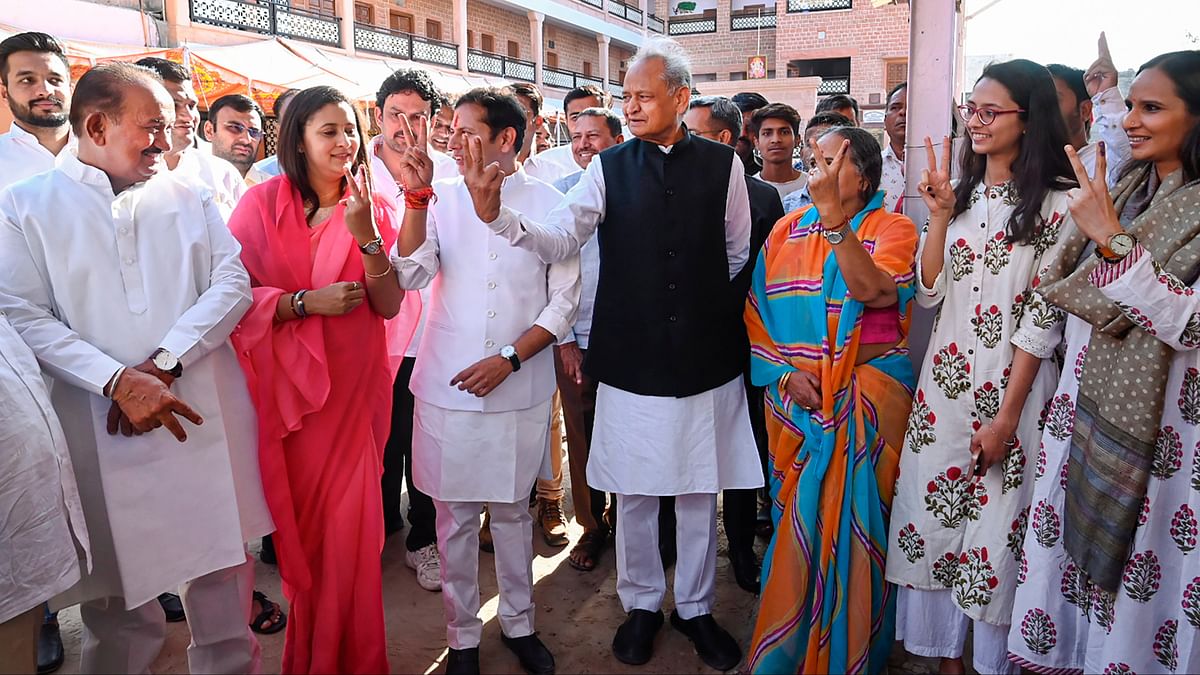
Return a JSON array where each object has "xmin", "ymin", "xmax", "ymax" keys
[
  {"xmin": 430, "ymin": 92, "xmax": 453, "ymax": 153},
  {"xmin": 248, "ymin": 87, "xmax": 300, "ymax": 182},
  {"xmin": 0, "ymin": 62, "xmax": 271, "ymax": 674},
  {"xmin": 524, "ymin": 83, "xmax": 613, "ymax": 184},
  {"xmin": 203, "ymin": 93, "xmax": 264, "ymax": 182},
  {"xmin": 0, "ymin": 31, "xmax": 76, "ymax": 674},
  {"xmin": 1048, "ymin": 34, "xmax": 1132, "ymax": 185},
  {"xmin": 881, "ymin": 82, "xmax": 906, "ymax": 213},
  {"xmin": 462, "ymin": 37, "xmax": 762, "ymax": 671},
  {"xmin": 369, "ymin": 68, "xmax": 457, "ymax": 594},
  {"xmin": 751, "ymin": 102, "xmax": 808, "ymax": 201},
  {"xmin": 390, "ymin": 87, "xmax": 579, "ymax": 675}
]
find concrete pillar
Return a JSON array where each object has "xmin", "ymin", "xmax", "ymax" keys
[
  {"xmin": 454, "ymin": 0, "xmax": 469, "ymax": 73},
  {"xmin": 336, "ymin": 0, "xmax": 354, "ymax": 54},
  {"xmin": 597, "ymin": 34, "xmax": 611, "ymax": 89},
  {"xmin": 529, "ymin": 11, "xmax": 545, "ymax": 89},
  {"xmin": 163, "ymin": 0, "xmax": 190, "ymax": 47}
]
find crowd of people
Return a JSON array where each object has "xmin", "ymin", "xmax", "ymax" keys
[{"xmin": 0, "ymin": 23, "xmax": 1198, "ymax": 675}]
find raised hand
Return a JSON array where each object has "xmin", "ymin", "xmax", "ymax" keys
[
  {"xmin": 304, "ymin": 281, "xmax": 366, "ymax": 316},
  {"xmin": 808, "ymin": 137, "xmax": 850, "ymax": 224},
  {"xmin": 109, "ymin": 368, "xmax": 203, "ymax": 442},
  {"xmin": 396, "ymin": 113, "xmax": 434, "ymax": 191},
  {"xmin": 450, "ymin": 354, "xmax": 513, "ymax": 397},
  {"xmin": 1085, "ymin": 32, "xmax": 1118, "ymax": 98},
  {"xmin": 462, "ymin": 135, "xmax": 503, "ymax": 223},
  {"xmin": 1065, "ymin": 143, "xmax": 1122, "ymax": 246},
  {"xmin": 918, "ymin": 135, "xmax": 955, "ymax": 220},
  {"xmin": 342, "ymin": 164, "xmax": 376, "ymax": 242}
]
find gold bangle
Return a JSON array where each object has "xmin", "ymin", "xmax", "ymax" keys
[
  {"xmin": 780, "ymin": 371, "xmax": 792, "ymax": 391},
  {"xmin": 364, "ymin": 264, "xmax": 394, "ymax": 279}
]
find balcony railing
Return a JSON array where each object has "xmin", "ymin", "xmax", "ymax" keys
[
  {"xmin": 817, "ymin": 76, "xmax": 851, "ymax": 94},
  {"xmin": 647, "ymin": 13, "xmax": 665, "ymax": 33},
  {"xmin": 466, "ymin": 49, "xmax": 537, "ymax": 82},
  {"xmin": 354, "ymin": 24, "xmax": 459, "ymax": 68},
  {"xmin": 731, "ymin": 7, "xmax": 777, "ymax": 30},
  {"xmin": 191, "ymin": 0, "xmax": 340, "ymax": 46},
  {"xmin": 580, "ymin": 0, "xmax": 602, "ymax": 7},
  {"xmin": 668, "ymin": 14, "xmax": 717, "ymax": 35},
  {"xmin": 608, "ymin": 0, "xmax": 643, "ymax": 24},
  {"xmin": 543, "ymin": 66, "xmax": 603, "ymax": 91},
  {"xmin": 607, "ymin": 79, "xmax": 623, "ymax": 98},
  {"xmin": 787, "ymin": 0, "xmax": 852, "ymax": 12}
]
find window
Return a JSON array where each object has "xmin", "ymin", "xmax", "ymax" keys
[
  {"xmin": 353, "ymin": 2, "xmax": 372, "ymax": 24},
  {"xmin": 693, "ymin": 72, "xmax": 717, "ymax": 82},
  {"xmin": 729, "ymin": 72, "xmax": 746, "ymax": 81},
  {"xmin": 389, "ymin": 11, "xmax": 413, "ymax": 33},
  {"xmin": 885, "ymin": 59, "xmax": 908, "ymax": 94},
  {"xmin": 788, "ymin": 56, "xmax": 851, "ymax": 94},
  {"xmin": 481, "ymin": 34, "xmax": 495, "ymax": 53},
  {"xmin": 507, "ymin": 40, "xmax": 520, "ymax": 58},
  {"xmin": 298, "ymin": 0, "xmax": 335, "ymax": 16},
  {"xmin": 582, "ymin": 61, "xmax": 592, "ymax": 77},
  {"xmin": 426, "ymin": 19, "xmax": 442, "ymax": 41},
  {"xmin": 546, "ymin": 52, "xmax": 559, "ymax": 69}
]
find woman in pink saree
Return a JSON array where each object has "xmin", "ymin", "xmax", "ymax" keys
[{"xmin": 227, "ymin": 86, "xmax": 410, "ymax": 673}]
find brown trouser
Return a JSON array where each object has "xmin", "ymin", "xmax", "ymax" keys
[
  {"xmin": 0, "ymin": 604, "xmax": 40, "ymax": 674},
  {"xmin": 553, "ymin": 345, "xmax": 607, "ymax": 532}
]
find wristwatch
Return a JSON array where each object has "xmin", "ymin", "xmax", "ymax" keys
[
  {"xmin": 151, "ymin": 347, "xmax": 183, "ymax": 378},
  {"xmin": 821, "ymin": 218, "xmax": 851, "ymax": 245},
  {"xmin": 500, "ymin": 344, "xmax": 521, "ymax": 372},
  {"xmin": 358, "ymin": 236, "xmax": 384, "ymax": 255},
  {"xmin": 1094, "ymin": 231, "xmax": 1137, "ymax": 262}
]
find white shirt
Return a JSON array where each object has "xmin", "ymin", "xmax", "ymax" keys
[
  {"xmin": 169, "ymin": 147, "xmax": 246, "ymax": 222},
  {"xmin": 0, "ymin": 123, "xmax": 73, "ymax": 189},
  {"xmin": 759, "ymin": 171, "xmax": 808, "ymax": 201},
  {"xmin": 0, "ymin": 151, "xmax": 271, "ymax": 608},
  {"xmin": 0, "ymin": 311, "xmax": 90, "ymax": 622},
  {"xmin": 391, "ymin": 168, "xmax": 581, "ymax": 413},
  {"xmin": 553, "ymin": 170, "xmax": 600, "ymax": 349},
  {"xmin": 523, "ymin": 143, "xmax": 579, "ymax": 185},
  {"xmin": 1078, "ymin": 86, "xmax": 1133, "ymax": 187},
  {"xmin": 881, "ymin": 142, "xmax": 905, "ymax": 213}
]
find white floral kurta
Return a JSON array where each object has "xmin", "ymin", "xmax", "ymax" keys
[
  {"xmin": 886, "ymin": 182, "xmax": 1073, "ymax": 626},
  {"xmin": 1009, "ymin": 246, "xmax": 1200, "ymax": 674}
]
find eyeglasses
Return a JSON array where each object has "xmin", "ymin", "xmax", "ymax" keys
[
  {"xmin": 223, "ymin": 121, "xmax": 264, "ymax": 141},
  {"xmin": 957, "ymin": 104, "xmax": 1025, "ymax": 126}
]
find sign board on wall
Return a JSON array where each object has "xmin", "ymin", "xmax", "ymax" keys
[{"xmin": 670, "ymin": 0, "xmax": 717, "ymax": 16}]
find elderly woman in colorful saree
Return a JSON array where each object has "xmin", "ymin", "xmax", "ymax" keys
[
  {"xmin": 745, "ymin": 125, "xmax": 919, "ymax": 674},
  {"xmin": 227, "ymin": 86, "xmax": 413, "ymax": 674}
]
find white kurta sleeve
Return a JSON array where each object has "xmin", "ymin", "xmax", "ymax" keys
[
  {"xmin": 724, "ymin": 153, "xmax": 752, "ymax": 280},
  {"xmin": 1090, "ymin": 245, "xmax": 1200, "ymax": 352},
  {"xmin": 535, "ymin": 254, "xmax": 582, "ymax": 343},
  {"xmin": 158, "ymin": 193, "xmax": 252, "ymax": 368},
  {"xmin": 914, "ymin": 224, "xmax": 948, "ymax": 308},
  {"xmin": 389, "ymin": 209, "xmax": 441, "ymax": 290},
  {"xmin": 1092, "ymin": 87, "xmax": 1132, "ymax": 187},
  {"xmin": 486, "ymin": 157, "xmax": 605, "ymax": 264},
  {"xmin": 0, "ymin": 200, "xmax": 123, "ymax": 396}
]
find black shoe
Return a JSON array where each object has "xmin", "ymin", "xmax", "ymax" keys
[
  {"xmin": 729, "ymin": 548, "xmax": 762, "ymax": 595},
  {"xmin": 158, "ymin": 592, "xmax": 186, "ymax": 622},
  {"xmin": 260, "ymin": 534, "xmax": 277, "ymax": 566},
  {"xmin": 612, "ymin": 608, "xmax": 663, "ymax": 665},
  {"xmin": 501, "ymin": 632, "xmax": 555, "ymax": 674},
  {"xmin": 446, "ymin": 647, "xmax": 480, "ymax": 675},
  {"xmin": 37, "ymin": 620, "xmax": 64, "ymax": 674},
  {"xmin": 669, "ymin": 611, "xmax": 741, "ymax": 671}
]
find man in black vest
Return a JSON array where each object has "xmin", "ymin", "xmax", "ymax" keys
[{"xmin": 461, "ymin": 36, "xmax": 763, "ymax": 672}]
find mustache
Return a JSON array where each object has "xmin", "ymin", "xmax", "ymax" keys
[
  {"xmin": 142, "ymin": 146, "xmax": 165, "ymax": 155},
  {"xmin": 30, "ymin": 95, "xmax": 65, "ymax": 108}
]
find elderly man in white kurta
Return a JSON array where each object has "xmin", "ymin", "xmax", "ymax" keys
[
  {"xmin": 390, "ymin": 87, "xmax": 579, "ymax": 675},
  {"xmin": 0, "ymin": 63, "xmax": 271, "ymax": 674},
  {"xmin": 461, "ymin": 38, "xmax": 760, "ymax": 671}
]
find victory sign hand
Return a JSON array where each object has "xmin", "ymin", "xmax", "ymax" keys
[
  {"xmin": 462, "ymin": 135, "xmax": 503, "ymax": 223},
  {"xmin": 918, "ymin": 135, "xmax": 955, "ymax": 220}
]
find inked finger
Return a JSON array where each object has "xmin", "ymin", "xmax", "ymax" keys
[{"xmin": 1063, "ymin": 144, "xmax": 1094, "ymax": 188}]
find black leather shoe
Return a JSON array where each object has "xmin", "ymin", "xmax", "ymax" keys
[
  {"xmin": 501, "ymin": 632, "xmax": 555, "ymax": 674},
  {"xmin": 37, "ymin": 620, "xmax": 64, "ymax": 674},
  {"xmin": 446, "ymin": 647, "xmax": 480, "ymax": 675},
  {"xmin": 669, "ymin": 611, "xmax": 742, "ymax": 671},
  {"xmin": 729, "ymin": 548, "xmax": 762, "ymax": 595},
  {"xmin": 158, "ymin": 592, "xmax": 186, "ymax": 622},
  {"xmin": 612, "ymin": 608, "xmax": 663, "ymax": 665}
]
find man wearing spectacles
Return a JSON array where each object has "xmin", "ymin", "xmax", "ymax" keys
[{"xmin": 204, "ymin": 94, "xmax": 264, "ymax": 182}]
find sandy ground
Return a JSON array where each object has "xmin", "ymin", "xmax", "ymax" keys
[{"xmin": 51, "ymin": 457, "xmax": 945, "ymax": 674}]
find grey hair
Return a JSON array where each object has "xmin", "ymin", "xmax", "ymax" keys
[
  {"xmin": 629, "ymin": 36, "xmax": 692, "ymax": 92},
  {"xmin": 575, "ymin": 107, "xmax": 623, "ymax": 138},
  {"xmin": 688, "ymin": 96, "xmax": 742, "ymax": 138},
  {"xmin": 817, "ymin": 125, "xmax": 883, "ymax": 204}
]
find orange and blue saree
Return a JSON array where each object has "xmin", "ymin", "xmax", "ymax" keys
[{"xmin": 745, "ymin": 191, "xmax": 918, "ymax": 674}]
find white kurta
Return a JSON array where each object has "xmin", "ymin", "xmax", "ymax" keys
[
  {"xmin": 391, "ymin": 169, "xmax": 580, "ymax": 502},
  {"xmin": 0, "ymin": 123, "xmax": 72, "ymax": 189},
  {"xmin": 170, "ymin": 147, "xmax": 246, "ymax": 222},
  {"xmin": 0, "ymin": 313, "xmax": 90, "ymax": 623},
  {"xmin": 0, "ymin": 152, "xmax": 272, "ymax": 610},
  {"xmin": 523, "ymin": 143, "xmax": 579, "ymax": 185},
  {"xmin": 483, "ymin": 141, "xmax": 763, "ymax": 495}
]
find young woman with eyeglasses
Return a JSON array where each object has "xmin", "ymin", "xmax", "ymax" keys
[{"xmin": 885, "ymin": 59, "xmax": 1077, "ymax": 674}]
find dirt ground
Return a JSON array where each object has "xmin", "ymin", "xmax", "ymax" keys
[{"xmin": 52, "ymin": 459, "xmax": 944, "ymax": 674}]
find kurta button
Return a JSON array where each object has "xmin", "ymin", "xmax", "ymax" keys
[
  {"xmin": 487, "ymin": 281, "xmax": 496, "ymax": 289},
  {"xmin": 668, "ymin": 283, "xmax": 677, "ymax": 290},
  {"xmin": 668, "ymin": 314, "xmax": 677, "ymax": 322},
  {"xmin": 489, "ymin": 252, "xmax": 498, "ymax": 260},
  {"xmin": 123, "ymin": 257, "xmax": 135, "ymax": 265},
  {"xmin": 667, "ymin": 250, "xmax": 676, "ymax": 257},
  {"xmin": 666, "ymin": 189, "xmax": 674, "ymax": 196},
  {"xmin": 119, "ymin": 227, "xmax": 129, "ymax": 235},
  {"xmin": 487, "ymin": 310, "xmax": 496, "ymax": 318},
  {"xmin": 485, "ymin": 339, "xmax": 495, "ymax": 348}
]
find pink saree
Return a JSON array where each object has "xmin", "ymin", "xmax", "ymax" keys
[{"xmin": 229, "ymin": 176, "xmax": 413, "ymax": 674}]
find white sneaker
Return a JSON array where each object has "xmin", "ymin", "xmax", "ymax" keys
[{"xmin": 405, "ymin": 543, "xmax": 442, "ymax": 592}]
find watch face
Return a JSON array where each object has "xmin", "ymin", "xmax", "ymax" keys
[
  {"xmin": 153, "ymin": 350, "xmax": 178, "ymax": 371},
  {"xmin": 1110, "ymin": 233, "xmax": 1135, "ymax": 256},
  {"xmin": 824, "ymin": 229, "xmax": 845, "ymax": 245},
  {"xmin": 500, "ymin": 345, "xmax": 516, "ymax": 359}
]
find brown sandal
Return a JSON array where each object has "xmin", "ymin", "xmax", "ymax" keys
[{"xmin": 567, "ymin": 529, "xmax": 609, "ymax": 571}]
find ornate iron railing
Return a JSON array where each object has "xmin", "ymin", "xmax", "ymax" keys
[
  {"xmin": 607, "ymin": 79, "xmax": 623, "ymax": 98},
  {"xmin": 466, "ymin": 49, "xmax": 537, "ymax": 82},
  {"xmin": 543, "ymin": 66, "xmax": 603, "ymax": 90},
  {"xmin": 190, "ymin": 0, "xmax": 340, "ymax": 46},
  {"xmin": 353, "ymin": 24, "xmax": 459, "ymax": 68},
  {"xmin": 579, "ymin": 0, "xmax": 603, "ymax": 7},
  {"xmin": 647, "ymin": 13, "xmax": 665, "ymax": 33},
  {"xmin": 731, "ymin": 8, "xmax": 777, "ymax": 30},
  {"xmin": 787, "ymin": 0, "xmax": 852, "ymax": 12},
  {"xmin": 667, "ymin": 14, "xmax": 717, "ymax": 35},
  {"xmin": 608, "ymin": 0, "xmax": 643, "ymax": 24},
  {"xmin": 817, "ymin": 76, "xmax": 851, "ymax": 94}
]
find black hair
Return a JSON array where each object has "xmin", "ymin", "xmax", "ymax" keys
[
  {"xmin": 815, "ymin": 94, "xmax": 859, "ymax": 119},
  {"xmin": 954, "ymin": 59, "xmax": 1077, "ymax": 245},
  {"xmin": 0, "ymin": 31, "xmax": 69, "ymax": 84},
  {"xmin": 575, "ymin": 107, "xmax": 623, "ymax": 138},
  {"xmin": 277, "ymin": 86, "xmax": 371, "ymax": 221},
  {"xmin": 564, "ymin": 84, "xmax": 611, "ymax": 111},
  {"xmin": 134, "ymin": 56, "xmax": 189, "ymax": 84},
  {"xmin": 731, "ymin": 91, "xmax": 768, "ymax": 114},
  {"xmin": 805, "ymin": 111, "xmax": 854, "ymax": 133},
  {"xmin": 887, "ymin": 81, "xmax": 908, "ymax": 100},
  {"xmin": 819, "ymin": 126, "xmax": 883, "ymax": 205},
  {"xmin": 509, "ymin": 82, "xmax": 542, "ymax": 117},
  {"xmin": 1119, "ymin": 50, "xmax": 1200, "ymax": 185},
  {"xmin": 208, "ymin": 93, "xmax": 262, "ymax": 126},
  {"xmin": 688, "ymin": 95, "xmax": 742, "ymax": 138},
  {"xmin": 1046, "ymin": 64, "xmax": 1088, "ymax": 108},
  {"xmin": 68, "ymin": 62, "xmax": 163, "ymax": 135},
  {"xmin": 375, "ymin": 68, "xmax": 442, "ymax": 116},
  {"xmin": 274, "ymin": 88, "xmax": 301, "ymax": 119},
  {"xmin": 749, "ymin": 102, "xmax": 801, "ymax": 136},
  {"xmin": 456, "ymin": 87, "xmax": 529, "ymax": 154}
]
